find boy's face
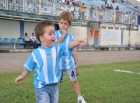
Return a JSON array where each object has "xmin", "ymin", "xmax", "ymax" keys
[
  {"xmin": 40, "ymin": 26, "xmax": 55, "ymax": 47},
  {"xmin": 58, "ymin": 19, "xmax": 70, "ymax": 31}
]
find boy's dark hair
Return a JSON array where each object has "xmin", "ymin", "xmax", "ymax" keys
[
  {"xmin": 59, "ymin": 11, "xmax": 73, "ymax": 25},
  {"xmin": 25, "ymin": 33, "xmax": 27, "ymax": 36},
  {"xmin": 34, "ymin": 20, "xmax": 53, "ymax": 42}
]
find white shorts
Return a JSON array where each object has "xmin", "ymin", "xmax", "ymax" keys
[{"xmin": 60, "ymin": 69, "xmax": 78, "ymax": 82}]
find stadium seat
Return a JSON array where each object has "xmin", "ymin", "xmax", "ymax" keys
[
  {"xmin": 18, "ymin": 38, "xmax": 25, "ymax": 45},
  {"xmin": 11, "ymin": 38, "xmax": 17, "ymax": 49},
  {"xmin": 35, "ymin": 39, "xmax": 40, "ymax": 44},
  {"xmin": 0, "ymin": 38, "xmax": 3, "ymax": 44},
  {"xmin": 11, "ymin": 38, "xmax": 17, "ymax": 44},
  {"xmin": 33, "ymin": 39, "xmax": 40, "ymax": 49},
  {"xmin": 4, "ymin": 38, "xmax": 11, "ymax": 44}
]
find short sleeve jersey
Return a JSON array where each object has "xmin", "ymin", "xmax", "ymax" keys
[
  {"xmin": 24, "ymin": 42, "xmax": 72, "ymax": 88},
  {"xmin": 55, "ymin": 30, "xmax": 76, "ymax": 70}
]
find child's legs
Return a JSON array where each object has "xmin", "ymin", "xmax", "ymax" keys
[
  {"xmin": 35, "ymin": 84, "xmax": 59, "ymax": 103},
  {"xmin": 35, "ymin": 86, "xmax": 50, "ymax": 103},
  {"xmin": 66, "ymin": 69, "xmax": 81, "ymax": 96},
  {"xmin": 50, "ymin": 84, "xmax": 59, "ymax": 103}
]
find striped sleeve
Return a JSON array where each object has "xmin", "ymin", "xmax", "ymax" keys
[
  {"xmin": 24, "ymin": 52, "xmax": 36, "ymax": 72},
  {"xmin": 55, "ymin": 30, "xmax": 61, "ymax": 41}
]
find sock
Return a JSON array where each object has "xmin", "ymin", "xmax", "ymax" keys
[{"xmin": 78, "ymin": 96, "xmax": 82, "ymax": 99}]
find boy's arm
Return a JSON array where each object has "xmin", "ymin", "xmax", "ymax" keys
[
  {"xmin": 55, "ymin": 29, "xmax": 67, "ymax": 44},
  {"xmin": 15, "ymin": 69, "xmax": 30, "ymax": 83},
  {"xmin": 69, "ymin": 38, "xmax": 87, "ymax": 49},
  {"xmin": 73, "ymin": 50, "xmax": 79, "ymax": 73},
  {"xmin": 55, "ymin": 34, "xmax": 66, "ymax": 44}
]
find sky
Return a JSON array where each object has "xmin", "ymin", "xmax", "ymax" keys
[{"xmin": 136, "ymin": 0, "xmax": 140, "ymax": 2}]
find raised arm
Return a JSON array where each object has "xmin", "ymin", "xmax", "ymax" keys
[
  {"xmin": 69, "ymin": 38, "xmax": 87, "ymax": 49},
  {"xmin": 55, "ymin": 29, "xmax": 67, "ymax": 44}
]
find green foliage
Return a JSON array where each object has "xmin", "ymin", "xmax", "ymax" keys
[{"xmin": 0, "ymin": 61, "xmax": 140, "ymax": 103}]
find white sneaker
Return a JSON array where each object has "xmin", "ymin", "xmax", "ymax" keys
[{"xmin": 78, "ymin": 96, "xmax": 86, "ymax": 103}]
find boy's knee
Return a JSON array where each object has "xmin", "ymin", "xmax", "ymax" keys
[{"xmin": 70, "ymin": 80, "xmax": 78, "ymax": 84}]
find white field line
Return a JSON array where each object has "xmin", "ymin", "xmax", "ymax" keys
[{"xmin": 114, "ymin": 70, "xmax": 140, "ymax": 75}]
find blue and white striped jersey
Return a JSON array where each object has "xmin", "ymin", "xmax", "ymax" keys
[
  {"xmin": 24, "ymin": 42, "xmax": 72, "ymax": 88},
  {"xmin": 55, "ymin": 30, "xmax": 76, "ymax": 70}
]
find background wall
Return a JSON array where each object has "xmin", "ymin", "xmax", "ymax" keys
[
  {"xmin": 24, "ymin": 22, "xmax": 37, "ymax": 37},
  {"xmin": 0, "ymin": 19, "xmax": 140, "ymax": 47},
  {"xmin": 100, "ymin": 24, "xmax": 140, "ymax": 46},
  {"xmin": 0, "ymin": 19, "xmax": 20, "ymax": 38},
  {"xmin": 68, "ymin": 26, "xmax": 87, "ymax": 40}
]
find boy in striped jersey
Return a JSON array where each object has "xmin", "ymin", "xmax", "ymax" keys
[
  {"xmin": 15, "ymin": 20, "xmax": 87, "ymax": 103},
  {"xmin": 55, "ymin": 11, "xmax": 86, "ymax": 103}
]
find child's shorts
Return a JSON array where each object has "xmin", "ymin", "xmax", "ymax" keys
[{"xmin": 61, "ymin": 69, "xmax": 78, "ymax": 82}]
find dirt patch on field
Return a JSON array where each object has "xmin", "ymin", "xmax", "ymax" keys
[{"xmin": 0, "ymin": 51, "xmax": 140, "ymax": 72}]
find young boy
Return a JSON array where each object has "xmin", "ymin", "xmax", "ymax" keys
[
  {"xmin": 15, "ymin": 20, "xmax": 87, "ymax": 103},
  {"xmin": 55, "ymin": 11, "xmax": 86, "ymax": 103}
]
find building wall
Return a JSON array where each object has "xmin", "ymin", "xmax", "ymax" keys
[
  {"xmin": 24, "ymin": 22, "xmax": 37, "ymax": 37},
  {"xmin": 99, "ymin": 24, "xmax": 140, "ymax": 46},
  {"xmin": 66, "ymin": 26, "xmax": 93, "ymax": 45},
  {"xmin": 130, "ymin": 30, "xmax": 140, "ymax": 46},
  {"xmin": 0, "ymin": 19, "xmax": 140, "ymax": 47},
  {"xmin": 68, "ymin": 26, "xmax": 87, "ymax": 39},
  {"xmin": 0, "ymin": 19, "xmax": 20, "ymax": 38}
]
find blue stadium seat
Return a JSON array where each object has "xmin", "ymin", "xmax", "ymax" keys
[
  {"xmin": 35, "ymin": 39, "xmax": 40, "ymax": 44},
  {"xmin": 0, "ymin": 38, "xmax": 3, "ymax": 44},
  {"xmin": 11, "ymin": 38, "xmax": 17, "ymax": 44},
  {"xmin": 32, "ymin": 39, "xmax": 41, "ymax": 49},
  {"xmin": 11, "ymin": 38, "xmax": 17, "ymax": 49},
  {"xmin": 18, "ymin": 38, "xmax": 25, "ymax": 45},
  {"xmin": 4, "ymin": 38, "xmax": 11, "ymax": 44}
]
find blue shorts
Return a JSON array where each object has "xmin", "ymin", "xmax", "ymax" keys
[{"xmin": 35, "ymin": 83, "xmax": 59, "ymax": 103}]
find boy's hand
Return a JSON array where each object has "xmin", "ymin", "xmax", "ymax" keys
[
  {"xmin": 15, "ymin": 75, "xmax": 24, "ymax": 83},
  {"xmin": 61, "ymin": 29, "xmax": 67, "ymax": 36},
  {"xmin": 79, "ymin": 37, "xmax": 87, "ymax": 47}
]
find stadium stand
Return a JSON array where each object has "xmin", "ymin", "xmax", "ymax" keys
[
  {"xmin": 0, "ymin": 0, "xmax": 139, "ymax": 24},
  {"xmin": 80, "ymin": 0, "xmax": 139, "ymax": 12},
  {"xmin": 0, "ymin": 0, "xmax": 140, "ymax": 51}
]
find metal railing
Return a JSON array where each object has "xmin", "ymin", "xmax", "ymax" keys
[{"xmin": 0, "ymin": 0, "xmax": 139, "ymax": 25}]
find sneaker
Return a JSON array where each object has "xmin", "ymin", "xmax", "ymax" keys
[{"xmin": 78, "ymin": 96, "xmax": 86, "ymax": 103}]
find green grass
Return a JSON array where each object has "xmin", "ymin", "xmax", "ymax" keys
[{"xmin": 0, "ymin": 61, "xmax": 140, "ymax": 103}]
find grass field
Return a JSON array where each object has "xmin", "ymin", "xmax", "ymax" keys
[{"xmin": 0, "ymin": 61, "xmax": 140, "ymax": 103}]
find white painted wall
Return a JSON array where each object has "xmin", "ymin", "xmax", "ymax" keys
[
  {"xmin": 130, "ymin": 31, "xmax": 140, "ymax": 46},
  {"xmin": 68, "ymin": 26, "xmax": 92, "ymax": 46},
  {"xmin": 0, "ymin": 19, "xmax": 20, "ymax": 38},
  {"xmin": 68, "ymin": 26, "xmax": 87, "ymax": 40},
  {"xmin": 0, "ymin": 19, "xmax": 140, "ymax": 47},
  {"xmin": 24, "ymin": 22, "xmax": 37, "ymax": 37},
  {"xmin": 123, "ymin": 29, "xmax": 129, "ymax": 46},
  {"xmin": 100, "ymin": 24, "xmax": 140, "ymax": 46},
  {"xmin": 100, "ymin": 29, "xmax": 120, "ymax": 46}
]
